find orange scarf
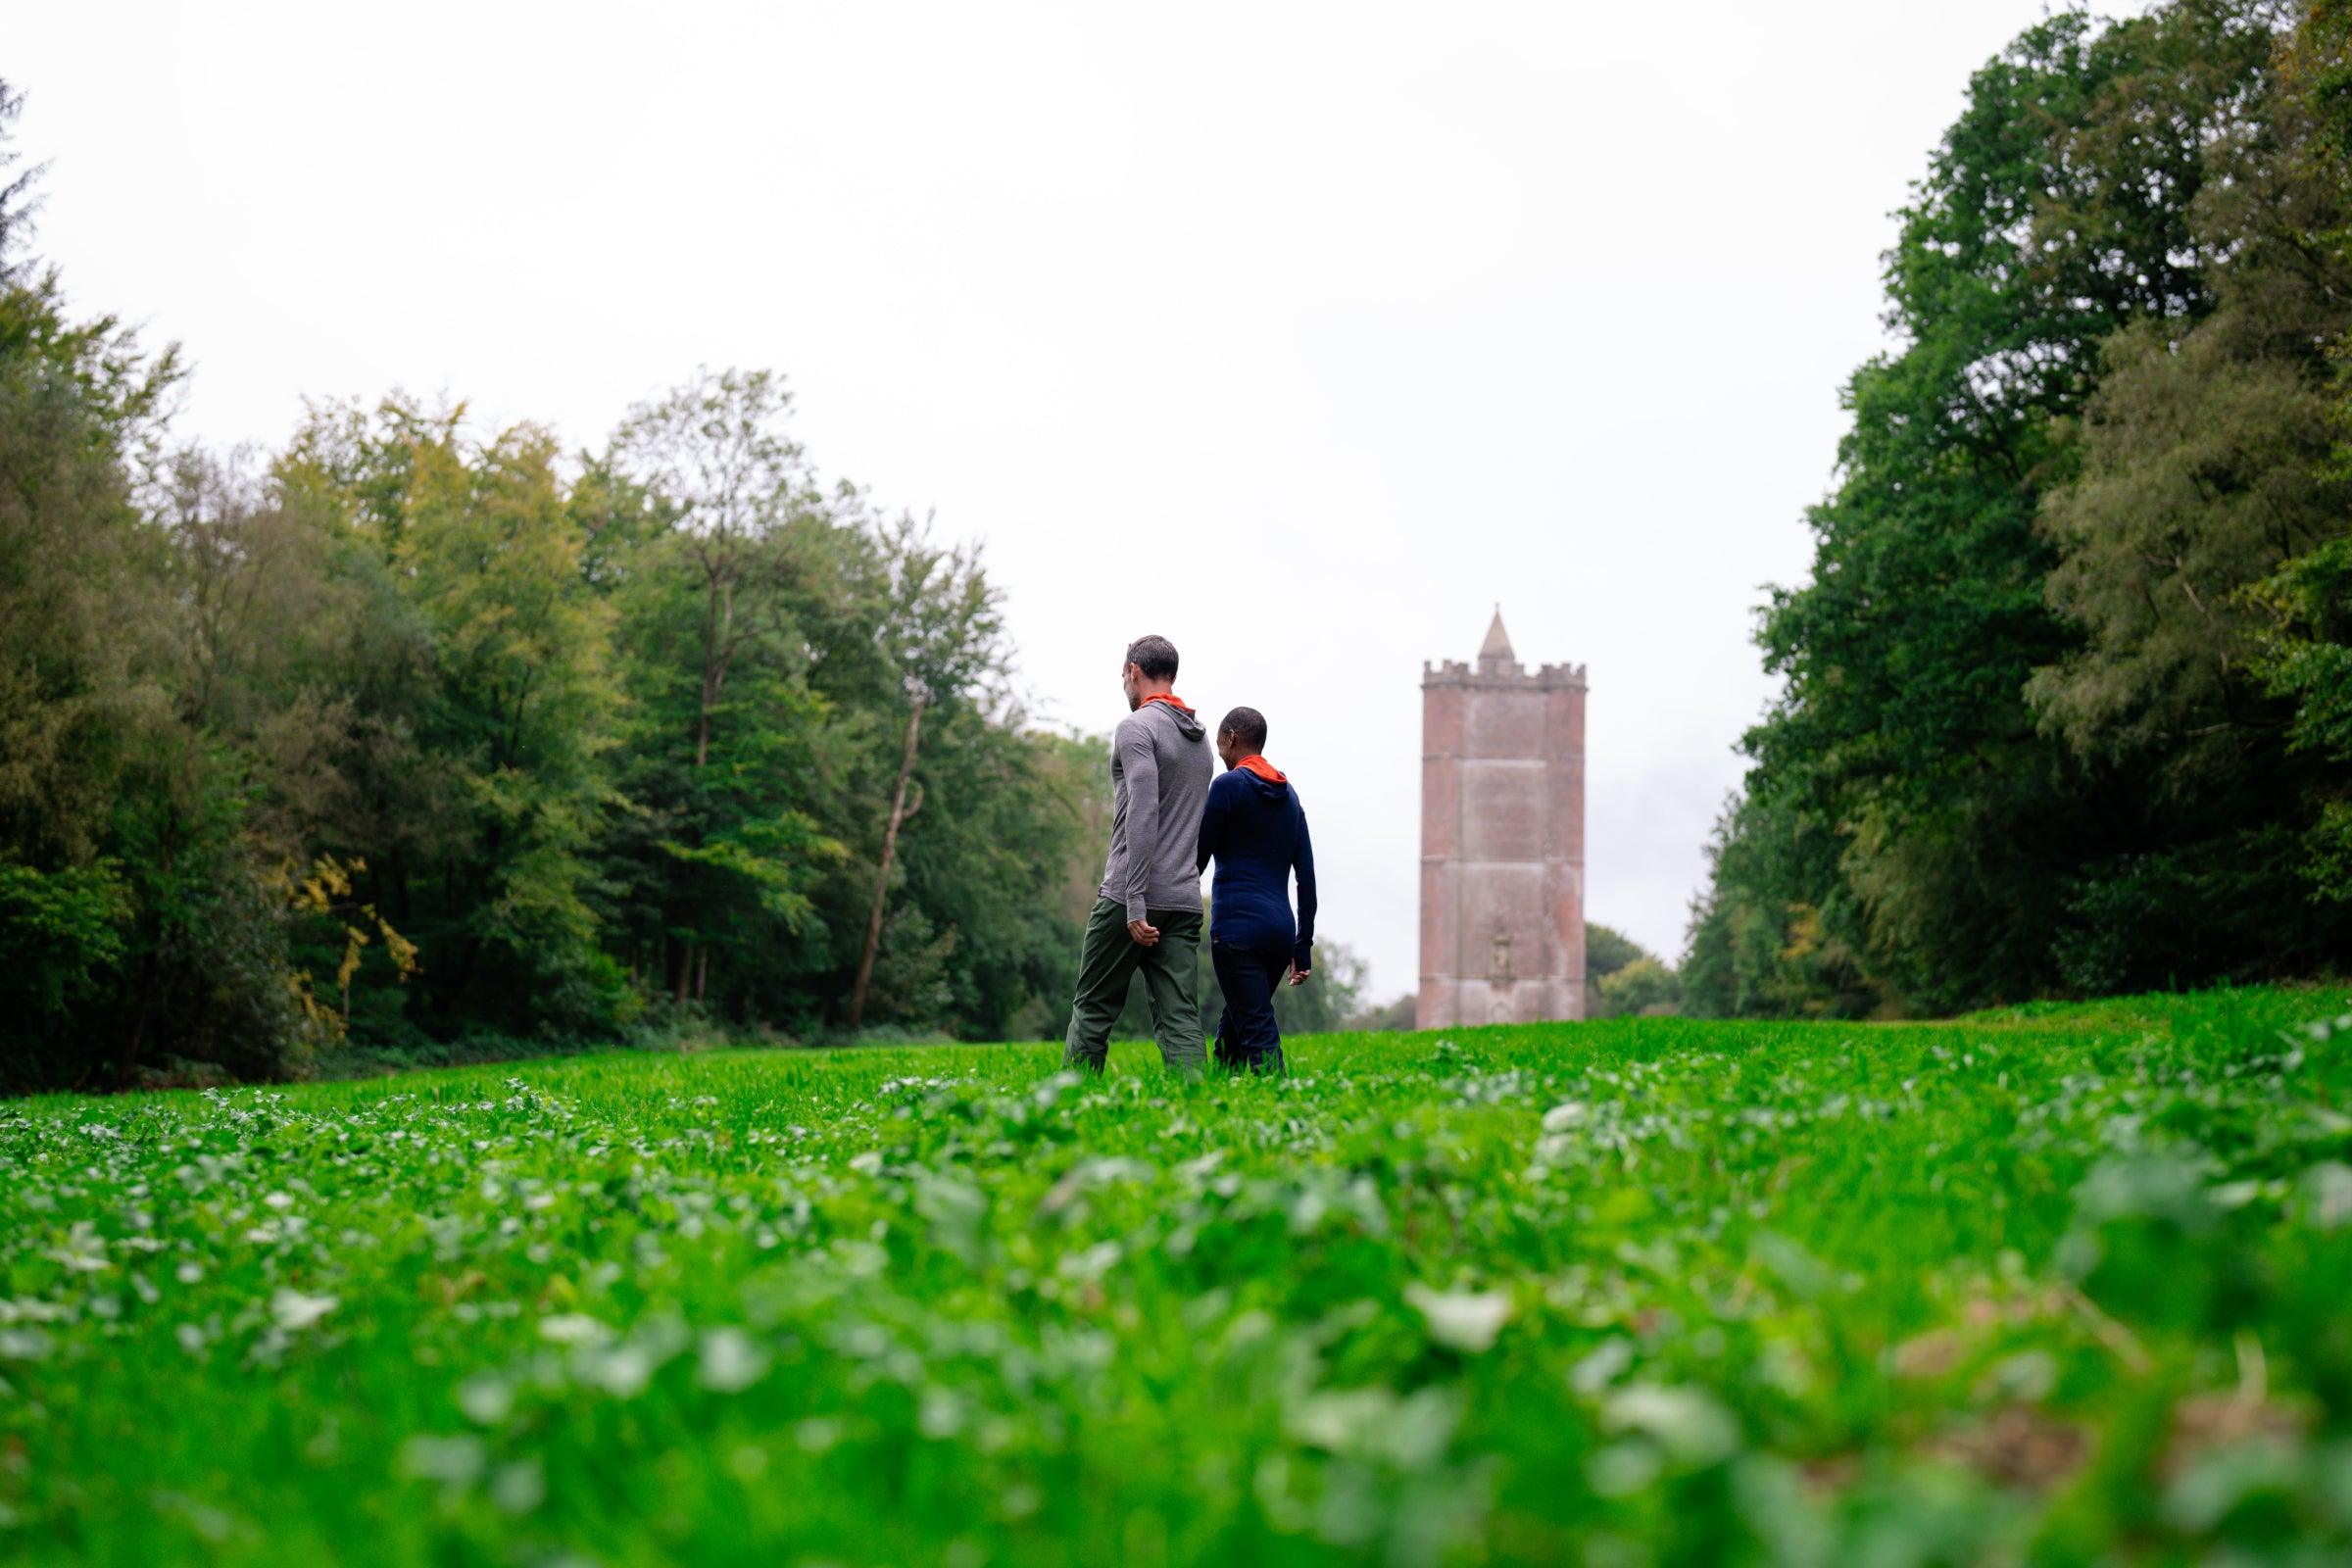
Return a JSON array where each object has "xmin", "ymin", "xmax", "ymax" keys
[
  {"xmin": 1234, "ymin": 754, "xmax": 1287, "ymax": 783},
  {"xmin": 1140, "ymin": 693, "xmax": 1195, "ymax": 714}
]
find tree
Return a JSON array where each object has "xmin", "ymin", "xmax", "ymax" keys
[
  {"xmin": 0, "ymin": 80, "xmax": 40, "ymax": 284},
  {"xmin": 1584, "ymin": 923, "xmax": 1648, "ymax": 986},
  {"xmin": 274, "ymin": 398, "xmax": 625, "ymax": 1039},
  {"xmin": 1594, "ymin": 958, "xmax": 1681, "ymax": 1019},
  {"xmin": 2230, "ymin": 2, "xmax": 2352, "ymax": 909},
  {"xmin": 1706, "ymin": 0, "xmax": 2300, "ymax": 1013},
  {"xmin": 2254, "ymin": 535, "xmax": 2352, "ymax": 899},
  {"xmin": 0, "ymin": 79, "xmax": 319, "ymax": 1090},
  {"xmin": 848, "ymin": 514, "xmax": 1005, "ymax": 1026},
  {"xmin": 609, "ymin": 368, "xmax": 832, "ymax": 1004},
  {"xmin": 612, "ymin": 369, "xmax": 817, "ymax": 770},
  {"xmin": 0, "ymin": 91, "xmax": 1141, "ymax": 1075}
]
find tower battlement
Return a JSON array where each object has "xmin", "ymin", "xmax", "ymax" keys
[
  {"xmin": 1421, "ymin": 659, "xmax": 1588, "ymax": 689},
  {"xmin": 1417, "ymin": 610, "xmax": 1587, "ymax": 1029}
]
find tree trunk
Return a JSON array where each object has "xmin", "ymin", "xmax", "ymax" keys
[
  {"xmin": 390, "ymin": 849, "xmax": 413, "ymax": 927},
  {"xmin": 121, "ymin": 947, "xmax": 160, "ymax": 1089},
  {"xmin": 122, "ymin": 801, "xmax": 188, "ymax": 1088},
  {"xmin": 849, "ymin": 693, "xmax": 927, "ymax": 1027},
  {"xmin": 681, "ymin": 571, "xmax": 730, "ymax": 999},
  {"xmin": 696, "ymin": 573, "xmax": 733, "ymax": 767}
]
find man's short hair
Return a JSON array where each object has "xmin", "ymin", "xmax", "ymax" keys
[
  {"xmin": 1125, "ymin": 635, "xmax": 1180, "ymax": 681},
  {"xmin": 1219, "ymin": 706, "xmax": 1268, "ymax": 753}
]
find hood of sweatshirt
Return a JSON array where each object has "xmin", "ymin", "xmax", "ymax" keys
[
  {"xmin": 1231, "ymin": 763, "xmax": 1293, "ymax": 801},
  {"xmin": 1140, "ymin": 694, "xmax": 1206, "ymax": 740},
  {"xmin": 1233, "ymin": 755, "xmax": 1286, "ymax": 784}
]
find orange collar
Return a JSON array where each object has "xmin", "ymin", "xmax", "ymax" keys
[
  {"xmin": 1140, "ymin": 693, "xmax": 1194, "ymax": 714},
  {"xmin": 1234, "ymin": 754, "xmax": 1287, "ymax": 783}
]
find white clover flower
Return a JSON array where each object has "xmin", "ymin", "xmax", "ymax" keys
[
  {"xmin": 1403, "ymin": 1283, "xmax": 1514, "ymax": 1353},
  {"xmin": 697, "ymin": 1328, "xmax": 768, "ymax": 1394},
  {"xmin": 537, "ymin": 1314, "xmax": 613, "ymax": 1346},
  {"xmin": 270, "ymin": 1289, "xmax": 339, "ymax": 1332},
  {"xmin": 1601, "ymin": 1384, "xmax": 1740, "ymax": 1465}
]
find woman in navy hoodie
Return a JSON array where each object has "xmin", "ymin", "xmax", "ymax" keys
[{"xmin": 1195, "ymin": 706, "xmax": 1317, "ymax": 1073}]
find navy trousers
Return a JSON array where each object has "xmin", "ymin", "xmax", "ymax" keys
[{"xmin": 1211, "ymin": 940, "xmax": 1291, "ymax": 1073}]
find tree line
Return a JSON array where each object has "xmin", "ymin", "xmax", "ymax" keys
[
  {"xmin": 1687, "ymin": 0, "xmax": 2352, "ymax": 1016},
  {"xmin": 0, "ymin": 81, "xmax": 1151, "ymax": 1090}
]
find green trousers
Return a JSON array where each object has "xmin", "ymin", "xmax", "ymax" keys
[{"xmin": 1062, "ymin": 897, "xmax": 1204, "ymax": 1072}]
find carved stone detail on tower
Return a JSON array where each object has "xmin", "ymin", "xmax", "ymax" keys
[{"xmin": 1417, "ymin": 609, "xmax": 1587, "ymax": 1029}]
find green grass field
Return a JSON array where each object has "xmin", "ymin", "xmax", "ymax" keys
[{"xmin": 8, "ymin": 989, "xmax": 2352, "ymax": 1566}]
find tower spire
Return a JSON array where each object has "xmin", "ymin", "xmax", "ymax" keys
[{"xmin": 1478, "ymin": 605, "xmax": 1516, "ymax": 673}]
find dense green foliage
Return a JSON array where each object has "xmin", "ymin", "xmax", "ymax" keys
[
  {"xmin": 1585, "ymin": 923, "xmax": 1684, "ymax": 1020},
  {"xmin": 0, "ymin": 85, "xmax": 1114, "ymax": 1090},
  {"xmin": 5, "ymin": 990, "xmax": 2352, "ymax": 1563},
  {"xmin": 1584, "ymin": 923, "xmax": 1647, "ymax": 989},
  {"xmin": 1690, "ymin": 0, "xmax": 2352, "ymax": 1017}
]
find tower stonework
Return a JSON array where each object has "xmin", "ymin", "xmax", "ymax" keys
[{"xmin": 1417, "ymin": 611, "xmax": 1586, "ymax": 1029}]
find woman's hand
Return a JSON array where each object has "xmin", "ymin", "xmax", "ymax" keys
[{"xmin": 1288, "ymin": 966, "xmax": 1310, "ymax": 987}]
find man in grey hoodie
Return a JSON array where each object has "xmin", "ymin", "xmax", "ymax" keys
[{"xmin": 1062, "ymin": 634, "xmax": 1214, "ymax": 1072}]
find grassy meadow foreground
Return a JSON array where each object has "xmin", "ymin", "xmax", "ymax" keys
[{"xmin": 8, "ymin": 992, "xmax": 2352, "ymax": 1565}]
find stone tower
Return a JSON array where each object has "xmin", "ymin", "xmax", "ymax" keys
[{"xmin": 1417, "ymin": 610, "xmax": 1587, "ymax": 1028}]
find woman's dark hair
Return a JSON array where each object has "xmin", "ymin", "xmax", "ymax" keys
[
  {"xmin": 1125, "ymin": 634, "xmax": 1180, "ymax": 680},
  {"xmin": 1218, "ymin": 706, "xmax": 1268, "ymax": 752}
]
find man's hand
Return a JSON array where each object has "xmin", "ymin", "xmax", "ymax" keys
[
  {"xmin": 1289, "ymin": 966, "xmax": 1310, "ymax": 987},
  {"xmin": 1127, "ymin": 918, "xmax": 1159, "ymax": 947}
]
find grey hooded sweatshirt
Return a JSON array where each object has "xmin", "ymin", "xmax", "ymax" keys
[{"xmin": 1099, "ymin": 698, "xmax": 1213, "ymax": 922}]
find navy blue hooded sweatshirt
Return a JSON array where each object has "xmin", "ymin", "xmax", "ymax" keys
[{"xmin": 1195, "ymin": 763, "xmax": 1317, "ymax": 971}]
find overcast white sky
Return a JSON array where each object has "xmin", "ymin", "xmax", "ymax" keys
[{"xmin": 12, "ymin": 1, "xmax": 2083, "ymax": 1000}]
